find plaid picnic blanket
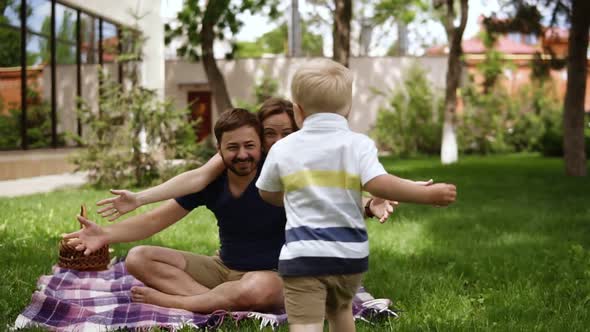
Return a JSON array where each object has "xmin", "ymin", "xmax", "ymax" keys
[{"xmin": 13, "ymin": 260, "xmax": 397, "ymax": 331}]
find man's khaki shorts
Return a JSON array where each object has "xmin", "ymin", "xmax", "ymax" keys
[
  {"xmin": 282, "ymin": 273, "xmax": 363, "ymax": 324},
  {"xmin": 180, "ymin": 251, "xmax": 249, "ymax": 289}
]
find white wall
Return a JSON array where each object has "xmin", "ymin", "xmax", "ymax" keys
[
  {"xmin": 166, "ymin": 56, "xmax": 448, "ymax": 134},
  {"xmin": 62, "ymin": 0, "xmax": 165, "ymax": 97}
]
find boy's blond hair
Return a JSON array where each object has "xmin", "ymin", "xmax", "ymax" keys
[{"xmin": 290, "ymin": 58, "xmax": 353, "ymax": 116}]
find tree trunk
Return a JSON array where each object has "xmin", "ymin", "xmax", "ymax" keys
[
  {"xmin": 397, "ymin": 21, "xmax": 408, "ymax": 56},
  {"xmin": 333, "ymin": 0, "xmax": 351, "ymax": 67},
  {"xmin": 563, "ymin": 0, "xmax": 589, "ymax": 176},
  {"xmin": 201, "ymin": 2, "xmax": 233, "ymax": 116},
  {"xmin": 288, "ymin": 0, "xmax": 302, "ymax": 57},
  {"xmin": 440, "ymin": 0, "xmax": 468, "ymax": 164}
]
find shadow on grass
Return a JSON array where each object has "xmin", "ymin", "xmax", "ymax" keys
[{"xmin": 364, "ymin": 155, "xmax": 590, "ymax": 331}]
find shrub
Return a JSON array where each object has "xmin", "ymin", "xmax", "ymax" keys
[
  {"xmin": 538, "ymin": 106, "xmax": 590, "ymax": 157},
  {"xmin": 71, "ymin": 70, "xmax": 208, "ymax": 188},
  {"xmin": 503, "ymin": 84, "xmax": 553, "ymax": 152},
  {"xmin": 0, "ymin": 88, "xmax": 65, "ymax": 149},
  {"xmin": 372, "ymin": 63, "xmax": 444, "ymax": 157},
  {"xmin": 458, "ymin": 80, "xmax": 559, "ymax": 154},
  {"xmin": 458, "ymin": 78, "xmax": 517, "ymax": 154}
]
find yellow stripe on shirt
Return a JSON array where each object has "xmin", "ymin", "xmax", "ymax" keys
[{"xmin": 281, "ymin": 170, "xmax": 361, "ymax": 192}]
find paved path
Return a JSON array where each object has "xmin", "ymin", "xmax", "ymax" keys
[{"xmin": 0, "ymin": 172, "xmax": 88, "ymax": 197}]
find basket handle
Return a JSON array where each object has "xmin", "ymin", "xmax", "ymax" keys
[{"xmin": 79, "ymin": 204, "xmax": 87, "ymax": 229}]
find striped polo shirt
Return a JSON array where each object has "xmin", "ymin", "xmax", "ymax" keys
[{"xmin": 256, "ymin": 112, "xmax": 387, "ymax": 276}]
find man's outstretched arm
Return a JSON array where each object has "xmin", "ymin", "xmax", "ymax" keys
[{"xmin": 63, "ymin": 200, "xmax": 190, "ymax": 255}]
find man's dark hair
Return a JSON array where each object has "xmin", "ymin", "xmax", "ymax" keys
[{"xmin": 214, "ymin": 108, "xmax": 262, "ymax": 144}]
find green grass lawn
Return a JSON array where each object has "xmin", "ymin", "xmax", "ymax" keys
[{"xmin": 1, "ymin": 154, "xmax": 589, "ymax": 331}]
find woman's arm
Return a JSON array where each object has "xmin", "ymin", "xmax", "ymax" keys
[{"xmin": 97, "ymin": 153, "xmax": 225, "ymax": 221}]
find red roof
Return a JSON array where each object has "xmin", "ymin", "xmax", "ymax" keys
[{"xmin": 427, "ymin": 35, "xmax": 539, "ymax": 55}]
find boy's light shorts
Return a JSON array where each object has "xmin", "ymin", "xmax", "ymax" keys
[
  {"xmin": 282, "ymin": 273, "xmax": 363, "ymax": 324},
  {"xmin": 180, "ymin": 252, "xmax": 249, "ymax": 289}
]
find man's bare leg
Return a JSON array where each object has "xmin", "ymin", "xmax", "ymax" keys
[
  {"xmin": 125, "ymin": 245, "xmax": 209, "ymax": 296},
  {"xmin": 131, "ymin": 270, "xmax": 284, "ymax": 313}
]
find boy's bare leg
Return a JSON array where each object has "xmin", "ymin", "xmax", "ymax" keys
[
  {"xmin": 132, "ymin": 270, "xmax": 284, "ymax": 313},
  {"xmin": 289, "ymin": 323, "xmax": 324, "ymax": 332},
  {"xmin": 326, "ymin": 302, "xmax": 355, "ymax": 332},
  {"xmin": 125, "ymin": 245, "xmax": 209, "ymax": 296}
]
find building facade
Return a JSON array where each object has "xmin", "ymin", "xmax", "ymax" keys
[
  {"xmin": 166, "ymin": 56, "xmax": 448, "ymax": 136},
  {"xmin": 0, "ymin": 0, "xmax": 163, "ymax": 179}
]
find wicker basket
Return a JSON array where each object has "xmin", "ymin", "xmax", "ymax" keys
[{"xmin": 58, "ymin": 205, "xmax": 110, "ymax": 271}]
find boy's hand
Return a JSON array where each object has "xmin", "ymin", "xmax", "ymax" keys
[
  {"xmin": 62, "ymin": 216, "xmax": 109, "ymax": 256},
  {"xmin": 369, "ymin": 198, "xmax": 399, "ymax": 223},
  {"xmin": 97, "ymin": 189, "xmax": 139, "ymax": 221},
  {"xmin": 428, "ymin": 183, "xmax": 457, "ymax": 206}
]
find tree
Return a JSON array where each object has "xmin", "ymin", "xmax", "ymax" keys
[
  {"xmin": 235, "ymin": 21, "xmax": 323, "ymax": 58},
  {"xmin": 563, "ymin": 0, "xmax": 589, "ymax": 176},
  {"xmin": 434, "ymin": 0, "xmax": 469, "ymax": 165},
  {"xmin": 306, "ymin": 0, "xmax": 351, "ymax": 66},
  {"xmin": 374, "ymin": 0, "xmax": 428, "ymax": 56},
  {"xmin": 166, "ymin": 0, "xmax": 279, "ymax": 117},
  {"xmin": 484, "ymin": 0, "xmax": 588, "ymax": 175},
  {"xmin": 333, "ymin": 0, "xmax": 352, "ymax": 67}
]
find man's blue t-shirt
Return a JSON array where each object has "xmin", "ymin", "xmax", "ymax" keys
[{"xmin": 175, "ymin": 162, "xmax": 286, "ymax": 271}]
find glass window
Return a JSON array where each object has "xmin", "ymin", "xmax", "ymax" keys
[
  {"xmin": 55, "ymin": 3, "xmax": 77, "ymax": 43},
  {"xmin": 26, "ymin": 33, "xmax": 52, "ymax": 148},
  {"xmin": 102, "ymin": 21, "xmax": 119, "ymax": 63},
  {"xmin": 0, "ymin": 24, "xmax": 22, "ymax": 149},
  {"xmin": 524, "ymin": 34, "xmax": 538, "ymax": 45},
  {"xmin": 56, "ymin": 42, "xmax": 76, "ymax": 146},
  {"xmin": 80, "ymin": 13, "xmax": 98, "ymax": 64},
  {"xmin": 508, "ymin": 32, "xmax": 521, "ymax": 44},
  {"xmin": 27, "ymin": 33, "xmax": 48, "ymax": 66},
  {"xmin": 27, "ymin": 0, "xmax": 50, "ymax": 36},
  {"xmin": 56, "ymin": 41, "xmax": 76, "ymax": 65},
  {"xmin": 1, "ymin": 1, "xmax": 132, "ymax": 150},
  {"xmin": 0, "ymin": 25, "xmax": 21, "ymax": 67},
  {"xmin": 1, "ymin": 0, "xmax": 21, "ymax": 27}
]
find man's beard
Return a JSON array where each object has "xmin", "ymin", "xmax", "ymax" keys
[{"xmin": 221, "ymin": 154, "xmax": 257, "ymax": 176}]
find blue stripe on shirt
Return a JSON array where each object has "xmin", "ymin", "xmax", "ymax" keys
[
  {"xmin": 279, "ymin": 256, "xmax": 368, "ymax": 276},
  {"xmin": 285, "ymin": 226, "xmax": 368, "ymax": 243}
]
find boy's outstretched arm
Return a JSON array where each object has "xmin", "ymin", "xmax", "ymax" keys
[
  {"xmin": 364, "ymin": 179, "xmax": 433, "ymax": 223},
  {"xmin": 364, "ymin": 174, "xmax": 456, "ymax": 206},
  {"xmin": 96, "ymin": 154, "xmax": 225, "ymax": 221}
]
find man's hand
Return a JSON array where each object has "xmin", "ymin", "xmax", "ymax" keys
[
  {"xmin": 369, "ymin": 198, "xmax": 398, "ymax": 223},
  {"xmin": 427, "ymin": 183, "xmax": 457, "ymax": 206},
  {"xmin": 97, "ymin": 189, "xmax": 140, "ymax": 221},
  {"xmin": 62, "ymin": 216, "xmax": 109, "ymax": 255}
]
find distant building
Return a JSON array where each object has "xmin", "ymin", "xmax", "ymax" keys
[{"xmin": 427, "ymin": 19, "xmax": 590, "ymax": 112}]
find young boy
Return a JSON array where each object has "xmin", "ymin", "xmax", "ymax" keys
[{"xmin": 256, "ymin": 58, "xmax": 457, "ymax": 332}]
